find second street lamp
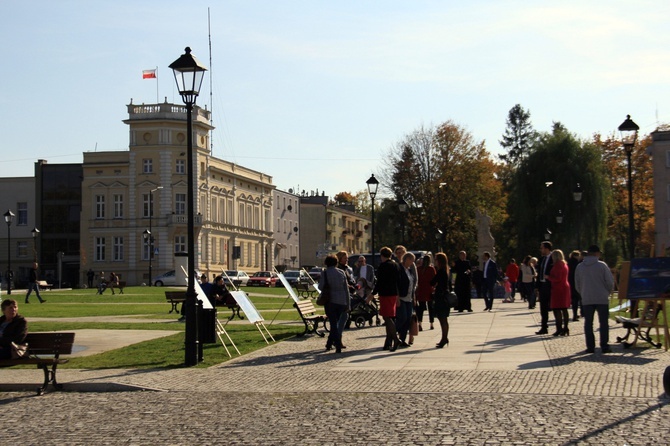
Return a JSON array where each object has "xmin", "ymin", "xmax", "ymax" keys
[
  {"xmin": 170, "ymin": 47, "xmax": 207, "ymax": 366},
  {"xmin": 148, "ymin": 186, "xmax": 162, "ymax": 286},
  {"xmin": 143, "ymin": 229, "xmax": 152, "ymax": 286},
  {"xmin": 366, "ymin": 174, "xmax": 379, "ymax": 268},
  {"xmin": 618, "ymin": 114, "xmax": 639, "ymax": 260},
  {"xmin": 4, "ymin": 210, "xmax": 14, "ymax": 295},
  {"xmin": 398, "ymin": 197, "xmax": 408, "ymax": 245},
  {"xmin": 573, "ymin": 183, "xmax": 583, "ymax": 250},
  {"xmin": 31, "ymin": 227, "xmax": 40, "ymax": 262}
]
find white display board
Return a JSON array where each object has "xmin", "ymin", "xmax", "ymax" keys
[
  {"xmin": 230, "ymin": 290, "xmax": 264, "ymax": 323},
  {"xmin": 277, "ymin": 273, "xmax": 301, "ymax": 303},
  {"xmin": 180, "ymin": 265, "xmax": 213, "ymax": 309}
]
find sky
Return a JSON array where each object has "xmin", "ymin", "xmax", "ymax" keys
[{"xmin": 2, "ymin": 1, "xmax": 669, "ymax": 199}]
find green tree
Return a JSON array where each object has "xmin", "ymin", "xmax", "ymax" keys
[
  {"xmin": 499, "ymin": 104, "xmax": 536, "ymax": 167},
  {"xmin": 508, "ymin": 124, "xmax": 610, "ymax": 257}
]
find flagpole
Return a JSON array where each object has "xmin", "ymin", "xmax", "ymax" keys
[{"xmin": 156, "ymin": 66, "xmax": 159, "ymax": 103}]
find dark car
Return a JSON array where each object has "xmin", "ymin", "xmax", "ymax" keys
[
  {"xmin": 279, "ymin": 270, "xmax": 309, "ymax": 287},
  {"xmin": 308, "ymin": 267, "xmax": 323, "ymax": 282}
]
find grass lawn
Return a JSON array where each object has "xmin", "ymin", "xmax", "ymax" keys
[{"xmin": 10, "ymin": 285, "xmax": 312, "ymax": 369}]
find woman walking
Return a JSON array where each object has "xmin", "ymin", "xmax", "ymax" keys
[
  {"xmin": 547, "ymin": 249, "xmax": 571, "ymax": 336},
  {"xmin": 430, "ymin": 252, "xmax": 451, "ymax": 348},
  {"xmin": 415, "ymin": 254, "xmax": 436, "ymax": 331},
  {"xmin": 319, "ymin": 255, "xmax": 350, "ymax": 353},
  {"xmin": 519, "ymin": 255, "xmax": 536, "ymax": 306},
  {"xmin": 372, "ymin": 247, "xmax": 401, "ymax": 351}
]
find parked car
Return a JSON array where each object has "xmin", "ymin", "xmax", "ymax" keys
[
  {"xmin": 152, "ymin": 270, "xmax": 202, "ymax": 287},
  {"xmin": 223, "ymin": 270, "xmax": 250, "ymax": 287},
  {"xmin": 279, "ymin": 270, "xmax": 309, "ymax": 287},
  {"xmin": 247, "ymin": 271, "xmax": 278, "ymax": 287},
  {"xmin": 307, "ymin": 267, "xmax": 323, "ymax": 282}
]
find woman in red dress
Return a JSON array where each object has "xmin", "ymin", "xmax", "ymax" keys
[
  {"xmin": 415, "ymin": 254, "xmax": 436, "ymax": 331},
  {"xmin": 547, "ymin": 249, "xmax": 571, "ymax": 336}
]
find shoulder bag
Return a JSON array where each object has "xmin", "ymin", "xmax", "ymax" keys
[{"xmin": 316, "ymin": 270, "xmax": 330, "ymax": 306}]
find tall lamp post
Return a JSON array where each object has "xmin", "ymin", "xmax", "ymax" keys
[
  {"xmin": 143, "ymin": 229, "xmax": 152, "ymax": 285},
  {"xmin": 31, "ymin": 227, "xmax": 40, "ymax": 262},
  {"xmin": 147, "ymin": 186, "xmax": 162, "ymax": 286},
  {"xmin": 618, "ymin": 115, "xmax": 639, "ymax": 260},
  {"xmin": 398, "ymin": 197, "xmax": 408, "ymax": 245},
  {"xmin": 573, "ymin": 183, "xmax": 583, "ymax": 249},
  {"xmin": 366, "ymin": 174, "xmax": 379, "ymax": 268},
  {"xmin": 170, "ymin": 47, "xmax": 207, "ymax": 366},
  {"xmin": 4, "ymin": 210, "xmax": 14, "ymax": 295}
]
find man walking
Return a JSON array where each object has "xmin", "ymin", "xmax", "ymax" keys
[
  {"xmin": 575, "ymin": 245, "xmax": 615, "ymax": 353},
  {"xmin": 25, "ymin": 262, "xmax": 46, "ymax": 304},
  {"xmin": 535, "ymin": 241, "xmax": 553, "ymax": 334},
  {"xmin": 482, "ymin": 252, "xmax": 497, "ymax": 311}
]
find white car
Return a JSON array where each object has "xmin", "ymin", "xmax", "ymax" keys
[
  {"xmin": 152, "ymin": 270, "xmax": 202, "ymax": 287},
  {"xmin": 223, "ymin": 270, "xmax": 250, "ymax": 287}
]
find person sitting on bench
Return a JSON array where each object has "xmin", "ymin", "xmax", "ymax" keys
[
  {"xmin": 97, "ymin": 272, "xmax": 108, "ymax": 295},
  {"xmin": 209, "ymin": 276, "xmax": 235, "ymax": 307},
  {"xmin": 0, "ymin": 299, "xmax": 28, "ymax": 359}
]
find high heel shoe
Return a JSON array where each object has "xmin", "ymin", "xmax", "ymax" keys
[
  {"xmin": 552, "ymin": 330, "xmax": 564, "ymax": 337},
  {"xmin": 390, "ymin": 339, "xmax": 399, "ymax": 352},
  {"xmin": 561, "ymin": 328, "xmax": 570, "ymax": 336},
  {"xmin": 436, "ymin": 339, "xmax": 449, "ymax": 348}
]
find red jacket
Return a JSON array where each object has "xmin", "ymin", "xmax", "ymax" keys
[{"xmin": 505, "ymin": 263, "xmax": 519, "ymax": 282}]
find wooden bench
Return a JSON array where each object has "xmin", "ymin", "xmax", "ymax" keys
[
  {"xmin": 0, "ymin": 332, "xmax": 75, "ymax": 395},
  {"xmin": 36, "ymin": 280, "xmax": 53, "ymax": 291},
  {"xmin": 165, "ymin": 291, "xmax": 186, "ymax": 314},
  {"xmin": 293, "ymin": 299, "xmax": 327, "ymax": 337},
  {"xmin": 295, "ymin": 282, "xmax": 317, "ymax": 299}
]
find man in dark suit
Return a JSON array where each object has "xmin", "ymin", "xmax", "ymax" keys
[
  {"xmin": 536, "ymin": 241, "xmax": 554, "ymax": 334},
  {"xmin": 482, "ymin": 251, "xmax": 498, "ymax": 312}
]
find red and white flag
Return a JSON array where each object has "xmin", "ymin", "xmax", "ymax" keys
[{"xmin": 142, "ymin": 69, "xmax": 157, "ymax": 79}]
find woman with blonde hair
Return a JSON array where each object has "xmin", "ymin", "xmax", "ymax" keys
[
  {"xmin": 430, "ymin": 252, "xmax": 451, "ymax": 348},
  {"xmin": 547, "ymin": 249, "xmax": 571, "ymax": 336}
]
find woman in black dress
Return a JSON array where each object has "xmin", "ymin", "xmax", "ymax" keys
[{"xmin": 430, "ymin": 252, "xmax": 451, "ymax": 348}]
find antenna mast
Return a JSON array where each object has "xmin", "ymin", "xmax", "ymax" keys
[{"xmin": 208, "ymin": 7, "xmax": 214, "ymax": 156}]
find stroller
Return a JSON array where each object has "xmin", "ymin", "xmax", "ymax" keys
[{"xmin": 348, "ymin": 278, "xmax": 381, "ymax": 328}]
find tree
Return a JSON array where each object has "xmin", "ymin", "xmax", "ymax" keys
[
  {"xmin": 332, "ymin": 191, "xmax": 355, "ymax": 205},
  {"xmin": 507, "ymin": 124, "xmax": 610, "ymax": 258},
  {"xmin": 499, "ymin": 104, "xmax": 536, "ymax": 166},
  {"xmin": 380, "ymin": 121, "xmax": 505, "ymax": 256}
]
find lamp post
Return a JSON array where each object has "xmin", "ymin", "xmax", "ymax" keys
[
  {"xmin": 143, "ymin": 229, "xmax": 152, "ymax": 286},
  {"xmin": 4, "ymin": 210, "xmax": 14, "ymax": 295},
  {"xmin": 573, "ymin": 183, "xmax": 583, "ymax": 249},
  {"xmin": 31, "ymin": 227, "xmax": 40, "ymax": 262},
  {"xmin": 170, "ymin": 47, "xmax": 207, "ymax": 366},
  {"xmin": 366, "ymin": 174, "xmax": 379, "ymax": 268},
  {"xmin": 618, "ymin": 115, "xmax": 639, "ymax": 260},
  {"xmin": 398, "ymin": 197, "xmax": 408, "ymax": 245},
  {"xmin": 148, "ymin": 186, "xmax": 162, "ymax": 286}
]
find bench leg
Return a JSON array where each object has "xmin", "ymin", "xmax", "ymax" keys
[{"xmin": 36, "ymin": 363, "xmax": 63, "ymax": 396}]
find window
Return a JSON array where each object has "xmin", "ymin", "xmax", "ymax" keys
[
  {"xmin": 175, "ymin": 193, "xmax": 186, "ymax": 215},
  {"xmin": 174, "ymin": 235, "xmax": 186, "ymax": 253},
  {"xmin": 95, "ymin": 237, "xmax": 106, "ymax": 261},
  {"xmin": 238, "ymin": 203, "xmax": 245, "ymax": 226},
  {"xmin": 17, "ymin": 202, "xmax": 27, "ymax": 225},
  {"xmin": 143, "ymin": 159, "xmax": 153, "ymax": 173},
  {"xmin": 95, "ymin": 195, "xmax": 105, "ymax": 219},
  {"xmin": 113, "ymin": 236, "xmax": 124, "ymax": 261},
  {"xmin": 17, "ymin": 241, "xmax": 28, "ymax": 258},
  {"xmin": 211, "ymin": 198, "xmax": 217, "ymax": 222},
  {"xmin": 227, "ymin": 199, "xmax": 233, "ymax": 224},
  {"xmin": 142, "ymin": 194, "xmax": 151, "ymax": 218},
  {"xmin": 176, "ymin": 159, "xmax": 185, "ymax": 174},
  {"xmin": 212, "ymin": 238, "xmax": 218, "ymax": 263},
  {"xmin": 113, "ymin": 194, "xmax": 123, "ymax": 218},
  {"xmin": 219, "ymin": 198, "xmax": 225, "ymax": 223},
  {"xmin": 247, "ymin": 205, "xmax": 252, "ymax": 229}
]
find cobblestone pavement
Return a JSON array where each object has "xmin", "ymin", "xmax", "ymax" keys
[{"xmin": 1, "ymin": 302, "xmax": 669, "ymax": 445}]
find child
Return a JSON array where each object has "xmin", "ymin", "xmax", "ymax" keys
[{"xmin": 502, "ymin": 276, "xmax": 513, "ymax": 302}]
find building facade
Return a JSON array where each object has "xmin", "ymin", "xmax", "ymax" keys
[
  {"xmin": 299, "ymin": 193, "xmax": 371, "ymax": 267},
  {"xmin": 80, "ymin": 100, "xmax": 274, "ymax": 285},
  {"xmin": 273, "ymin": 189, "xmax": 300, "ymax": 271},
  {"xmin": 647, "ymin": 129, "xmax": 670, "ymax": 255}
]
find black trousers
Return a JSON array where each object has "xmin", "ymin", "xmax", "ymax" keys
[{"xmin": 538, "ymin": 281, "xmax": 551, "ymax": 330}]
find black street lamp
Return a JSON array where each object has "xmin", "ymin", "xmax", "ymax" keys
[
  {"xmin": 31, "ymin": 227, "xmax": 40, "ymax": 262},
  {"xmin": 170, "ymin": 47, "xmax": 207, "ymax": 366},
  {"xmin": 366, "ymin": 174, "xmax": 379, "ymax": 268},
  {"xmin": 4, "ymin": 210, "xmax": 14, "ymax": 295},
  {"xmin": 147, "ymin": 186, "xmax": 162, "ymax": 286},
  {"xmin": 618, "ymin": 115, "xmax": 639, "ymax": 260},
  {"xmin": 398, "ymin": 197, "xmax": 408, "ymax": 244},
  {"xmin": 143, "ymin": 229, "xmax": 152, "ymax": 286},
  {"xmin": 573, "ymin": 183, "xmax": 583, "ymax": 249}
]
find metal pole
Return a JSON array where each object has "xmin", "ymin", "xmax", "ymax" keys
[
  {"xmin": 627, "ymin": 149, "xmax": 635, "ymax": 259},
  {"xmin": 184, "ymin": 102, "xmax": 199, "ymax": 366},
  {"xmin": 6, "ymin": 223, "xmax": 11, "ymax": 295},
  {"xmin": 149, "ymin": 193, "xmax": 153, "ymax": 286},
  {"xmin": 371, "ymin": 200, "xmax": 375, "ymax": 268}
]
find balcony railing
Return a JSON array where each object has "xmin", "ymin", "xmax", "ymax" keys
[{"xmin": 168, "ymin": 214, "xmax": 203, "ymax": 226}]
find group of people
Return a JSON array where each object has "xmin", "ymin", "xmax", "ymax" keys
[
  {"xmin": 517, "ymin": 241, "xmax": 615, "ymax": 353},
  {"xmin": 91, "ymin": 271, "xmax": 120, "ymax": 295},
  {"xmin": 317, "ymin": 246, "xmax": 454, "ymax": 354}
]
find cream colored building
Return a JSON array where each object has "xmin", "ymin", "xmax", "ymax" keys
[
  {"xmin": 648, "ymin": 129, "xmax": 670, "ymax": 256},
  {"xmin": 299, "ymin": 194, "xmax": 371, "ymax": 267},
  {"xmin": 80, "ymin": 100, "xmax": 274, "ymax": 285}
]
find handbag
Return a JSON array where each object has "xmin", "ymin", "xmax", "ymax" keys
[
  {"xmin": 410, "ymin": 313, "xmax": 419, "ymax": 336},
  {"xmin": 447, "ymin": 291, "xmax": 458, "ymax": 309},
  {"xmin": 11, "ymin": 342, "xmax": 28, "ymax": 359},
  {"xmin": 316, "ymin": 271, "xmax": 330, "ymax": 306}
]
